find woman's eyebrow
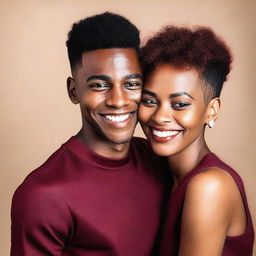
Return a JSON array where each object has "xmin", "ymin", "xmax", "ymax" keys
[
  {"xmin": 142, "ymin": 89, "xmax": 156, "ymax": 97},
  {"xmin": 86, "ymin": 75, "xmax": 111, "ymax": 82},
  {"xmin": 169, "ymin": 92, "xmax": 194, "ymax": 100},
  {"xmin": 142, "ymin": 90, "xmax": 194, "ymax": 100}
]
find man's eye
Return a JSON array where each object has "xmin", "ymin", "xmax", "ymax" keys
[
  {"xmin": 172, "ymin": 102, "xmax": 191, "ymax": 109},
  {"xmin": 89, "ymin": 83, "xmax": 109, "ymax": 90},
  {"xmin": 124, "ymin": 81, "xmax": 142, "ymax": 89},
  {"xmin": 141, "ymin": 98, "xmax": 158, "ymax": 106}
]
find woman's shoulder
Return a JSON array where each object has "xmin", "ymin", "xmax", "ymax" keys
[
  {"xmin": 192, "ymin": 152, "xmax": 246, "ymax": 195},
  {"xmin": 183, "ymin": 165, "xmax": 246, "ymax": 234},
  {"xmin": 186, "ymin": 166, "xmax": 241, "ymax": 204}
]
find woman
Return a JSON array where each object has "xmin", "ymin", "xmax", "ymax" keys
[{"xmin": 139, "ymin": 26, "xmax": 254, "ymax": 255}]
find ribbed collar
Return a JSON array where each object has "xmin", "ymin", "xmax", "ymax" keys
[{"xmin": 63, "ymin": 136, "xmax": 131, "ymax": 169}]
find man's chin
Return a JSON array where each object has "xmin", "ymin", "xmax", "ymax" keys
[
  {"xmin": 106, "ymin": 135, "xmax": 133, "ymax": 145},
  {"xmin": 96, "ymin": 125, "xmax": 137, "ymax": 145}
]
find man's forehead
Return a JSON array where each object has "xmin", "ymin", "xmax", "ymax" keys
[
  {"xmin": 75, "ymin": 48, "xmax": 142, "ymax": 77},
  {"xmin": 81, "ymin": 48, "xmax": 139, "ymax": 62}
]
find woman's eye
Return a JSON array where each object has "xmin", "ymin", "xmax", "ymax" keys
[
  {"xmin": 141, "ymin": 98, "xmax": 158, "ymax": 106},
  {"xmin": 89, "ymin": 83, "xmax": 109, "ymax": 90},
  {"xmin": 124, "ymin": 81, "xmax": 142, "ymax": 89},
  {"xmin": 172, "ymin": 102, "xmax": 191, "ymax": 109}
]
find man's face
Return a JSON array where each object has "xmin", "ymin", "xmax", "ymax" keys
[{"xmin": 68, "ymin": 48, "xmax": 142, "ymax": 145}]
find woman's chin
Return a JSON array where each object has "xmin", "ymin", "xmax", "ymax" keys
[{"xmin": 149, "ymin": 142, "xmax": 175, "ymax": 157}]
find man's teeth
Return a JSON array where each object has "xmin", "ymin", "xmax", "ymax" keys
[
  {"xmin": 105, "ymin": 114, "xmax": 130, "ymax": 122},
  {"xmin": 152, "ymin": 129, "xmax": 179, "ymax": 138}
]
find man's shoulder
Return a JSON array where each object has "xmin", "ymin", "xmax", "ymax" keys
[
  {"xmin": 26, "ymin": 143, "xmax": 66, "ymax": 180},
  {"xmin": 130, "ymin": 136, "xmax": 151, "ymax": 152},
  {"xmin": 16, "ymin": 138, "xmax": 75, "ymax": 192},
  {"xmin": 130, "ymin": 137, "xmax": 169, "ymax": 182},
  {"xmin": 131, "ymin": 137, "xmax": 168, "ymax": 166},
  {"xmin": 131, "ymin": 136, "xmax": 163, "ymax": 159}
]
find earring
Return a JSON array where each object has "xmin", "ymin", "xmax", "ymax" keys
[{"xmin": 208, "ymin": 120, "xmax": 215, "ymax": 128}]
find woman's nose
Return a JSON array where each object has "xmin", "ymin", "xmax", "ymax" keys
[{"xmin": 151, "ymin": 104, "xmax": 172, "ymax": 124}]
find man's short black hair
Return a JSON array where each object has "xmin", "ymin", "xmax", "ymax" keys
[{"xmin": 66, "ymin": 12, "xmax": 140, "ymax": 69}]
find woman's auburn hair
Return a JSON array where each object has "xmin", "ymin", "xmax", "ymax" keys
[{"xmin": 141, "ymin": 26, "xmax": 232, "ymax": 99}]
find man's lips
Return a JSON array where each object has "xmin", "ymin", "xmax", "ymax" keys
[{"xmin": 149, "ymin": 127, "xmax": 182, "ymax": 142}]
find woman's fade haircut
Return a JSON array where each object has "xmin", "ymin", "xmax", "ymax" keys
[
  {"xmin": 66, "ymin": 12, "xmax": 140, "ymax": 70},
  {"xmin": 141, "ymin": 26, "xmax": 232, "ymax": 101}
]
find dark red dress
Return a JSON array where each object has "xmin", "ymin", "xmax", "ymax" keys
[{"xmin": 160, "ymin": 153, "xmax": 254, "ymax": 256}]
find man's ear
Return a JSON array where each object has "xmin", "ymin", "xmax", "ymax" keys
[
  {"xmin": 67, "ymin": 77, "xmax": 79, "ymax": 104},
  {"xmin": 205, "ymin": 97, "xmax": 220, "ymax": 126}
]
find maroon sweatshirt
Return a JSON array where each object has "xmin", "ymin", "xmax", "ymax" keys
[
  {"xmin": 11, "ymin": 137, "xmax": 166, "ymax": 256},
  {"xmin": 160, "ymin": 153, "xmax": 254, "ymax": 256}
]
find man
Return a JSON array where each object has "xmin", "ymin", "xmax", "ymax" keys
[{"xmin": 11, "ymin": 12, "xmax": 165, "ymax": 256}]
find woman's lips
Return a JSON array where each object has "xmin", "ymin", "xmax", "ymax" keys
[{"xmin": 150, "ymin": 127, "xmax": 181, "ymax": 143}]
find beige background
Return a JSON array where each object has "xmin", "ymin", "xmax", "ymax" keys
[{"xmin": 0, "ymin": 0, "xmax": 255, "ymax": 254}]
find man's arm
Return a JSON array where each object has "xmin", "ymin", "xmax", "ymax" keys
[{"xmin": 11, "ymin": 178, "xmax": 72, "ymax": 256}]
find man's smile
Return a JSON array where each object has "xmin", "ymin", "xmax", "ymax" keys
[{"xmin": 99, "ymin": 111, "xmax": 136, "ymax": 128}]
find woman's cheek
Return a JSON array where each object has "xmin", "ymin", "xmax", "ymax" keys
[
  {"xmin": 176, "ymin": 109, "xmax": 206, "ymax": 130},
  {"xmin": 181, "ymin": 113, "xmax": 194, "ymax": 126},
  {"xmin": 138, "ymin": 105, "xmax": 147, "ymax": 123}
]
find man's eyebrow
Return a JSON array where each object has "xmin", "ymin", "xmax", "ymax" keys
[
  {"xmin": 123, "ymin": 73, "xmax": 143, "ymax": 80},
  {"xmin": 142, "ymin": 89, "xmax": 156, "ymax": 97},
  {"xmin": 86, "ymin": 75, "xmax": 111, "ymax": 82},
  {"xmin": 169, "ymin": 92, "xmax": 194, "ymax": 100}
]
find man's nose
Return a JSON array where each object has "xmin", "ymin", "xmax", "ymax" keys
[{"xmin": 106, "ymin": 86, "xmax": 130, "ymax": 108}]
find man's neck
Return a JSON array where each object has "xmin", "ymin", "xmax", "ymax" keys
[{"xmin": 76, "ymin": 130, "xmax": 131, "ymax": 159}]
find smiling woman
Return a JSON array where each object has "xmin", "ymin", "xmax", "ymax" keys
[
  {"xmin": 139, "ymin": 65, "xmax": 209, "ymax": 157},
  {"xmin": 139, "ymin": 26, "xmax": 254, "ymax": 255}
]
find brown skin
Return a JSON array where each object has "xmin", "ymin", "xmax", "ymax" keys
[
  {"xmin": 139, "ymin": 64, "xmax": 246, "ymax": 255},
  {"xmin": 67, "ymin": 48, "xmax": 142, "ymax": 159}
]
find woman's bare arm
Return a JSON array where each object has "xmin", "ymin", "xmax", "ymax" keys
[{"xmin": 178, "ymin": 167, "xmax": 246, "ymax": 256}]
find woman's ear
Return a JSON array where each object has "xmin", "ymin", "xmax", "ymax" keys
[
  {"xmin": 205, "ymin": 98, "xmax": 220, "ymax": 128},
  {"xmin": 67, "ymin": 77, "xmax": 79, "ymax": 104}
]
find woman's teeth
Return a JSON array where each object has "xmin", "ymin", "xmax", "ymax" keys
[{"xmin": 152, "ymin": 129, "xmax": 179, "ymax": 138}]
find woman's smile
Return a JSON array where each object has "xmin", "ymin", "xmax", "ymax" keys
[{"xmin": 149, "ymin": 127, "xmax": 181, "ymax": 142}]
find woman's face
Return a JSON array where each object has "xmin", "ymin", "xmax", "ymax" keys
[{"xmin": 139, "ymin": 64, "xmax": 212, "ymax": 157}]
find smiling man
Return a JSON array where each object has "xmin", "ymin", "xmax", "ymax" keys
[
  {"xmin": 68, "ymin": 48, "xmax": 143, "ymax": 158},
  {"xmin": 11, "ymin": 12, "xmax": 165, "ymax": 256}
]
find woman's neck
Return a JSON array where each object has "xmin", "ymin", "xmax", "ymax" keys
[{"xmin": 167, "ymin": 136, "xmax": 211, "ymax": 190}]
